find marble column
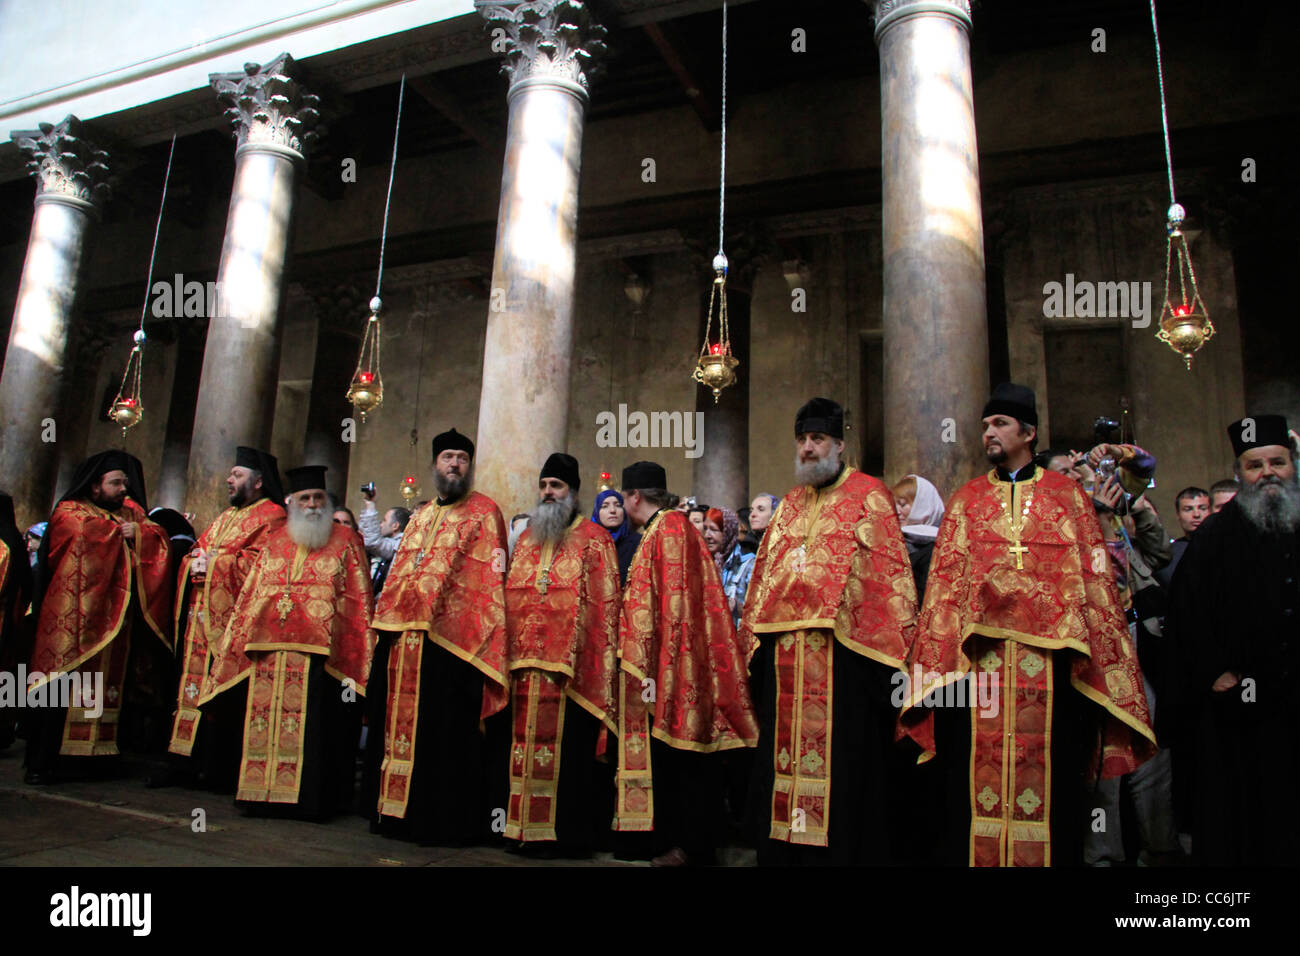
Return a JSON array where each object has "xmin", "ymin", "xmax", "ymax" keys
[
  {"xmin": 155, "ymin": 318, "xmax": 207, "ymax": 509},
  {"xmin": 185, "ymin": 54, "xmax": 319, "ymax": 525},
  {"xmin": 873, "ymin": 0, "xmax": 989, "ymax": 498},
  {"xmin": 0, "ymin": 116, "xmax": 110, "ymax": 528},
  {"xmin": 473, "ymin": 1, "xmax": 606, "ymax": 514}
]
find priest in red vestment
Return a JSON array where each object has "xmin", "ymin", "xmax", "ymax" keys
[
  {"xmin": 200, "ymin": 465, "xmax": 374, "ymax": 819},
  {"xmin": 24, "ymin": 450, "xmax": 173, "ymax": 784},
  {"xmin": 615, "ymin": 460, "xmax": 758, "ymax": 866},
  {"xmin": 740, "ymin": 397, "xmax": 919, "ymax": 864},
  {"xmin": 164, "ymin": 445, "xmax": 284, "ymax": 790},
  {"xmin": 368, "ymin": 428, "xmax": 510, "ymax": 845},
  {"xmin": 503, "ymin": 453, "xmax": 620, "ymax": 857},
  {"xmin": 898, "ymin": 384, "xmax": 1156, "ymax": 866}
]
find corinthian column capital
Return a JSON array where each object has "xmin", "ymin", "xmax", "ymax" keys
[
  {"xmin": 9, "ymin": 115, "xmax": 111, "ymax": 212},
  {"xmin": 210, "ymin": 53, "xmax": 321, "ymax": 160},
  {"xmin": 872, "ymin": 0, "xmax": 972, "ymax": 41},
  {"xmin": 475, "ymin": 0, "xmax": 608, "ymax": 99}
]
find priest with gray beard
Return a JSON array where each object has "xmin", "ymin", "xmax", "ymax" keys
[
  {"xmin": 1165, "ymin": 414, "xmax": 1300, "ymax": 865},
  {"xmin": 501, "ymin": 453, "xmax": 620, "ymax": 857}
]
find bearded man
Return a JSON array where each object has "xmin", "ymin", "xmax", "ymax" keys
[
  {"xmin": 199, "ymin": 466, "xmax": 374, "ymax": 819},
  {"xmin": 24, "ymin": 451, "xmax": 173, "ymax": 784},
  {"xmin": 502, "ymin": 453, "xmax": 619, "ymax": 857},
  {"xmin": 740, "ymin": 397, "xmax": 918, "ymax": 864},
  {"xmin": 367, "ymin": 428, "xmax": 510, "ymax": 845},
  {"xmin": 164, "ymin": 446, "xmax": 284, "ymax": 790},
  {"xmin": 1166, "ymin": 414, "xmax": 1300, "ymax": 864},
  {"xmin": 898, "ymin": 383, "xmax": 1155, "ymax": 866}
]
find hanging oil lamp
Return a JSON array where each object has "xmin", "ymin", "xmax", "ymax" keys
[
  {"xmin": 108, "ymin": 134, "xmax": 176, "ymax": 438},
  {"xmin": 346, "ymin": 296, "xmax": 383, "ymax": 421},
  {"xmin": 1155, "ymin": 203, "xmax": 1213, "ymax": 369},
  {"xmin": 694, "ymin": 253, "xmax": 738, "ymax": 403},
  {"xmin": 109, "ymin": 329, "xmax": 146, "ymax": 436},
  {"xmin": 692, "ymin": 2, "xmax": 740, "ymax": 404},
  {"xmin": 346, "ymin": 75, "xmax": 405, "ymax": 421}
]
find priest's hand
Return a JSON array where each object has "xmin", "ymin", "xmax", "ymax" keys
[
  {"xmin": 189, "ymin": 549, "xmax": 208, "ymax": 579},
  {"xmin": 120, "ymin": 521, "xmax": 138, "ymax": 543},
  {"xmin": 1211, "ymin": 670, "xmax": 1240, "ymax": 693}
]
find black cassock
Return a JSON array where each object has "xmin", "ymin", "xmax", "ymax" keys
[{"xmin": 1164, "ymin": 500, "xmax": 1300, "ymax": 865}]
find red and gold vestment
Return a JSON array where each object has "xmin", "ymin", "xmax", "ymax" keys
[
  {"xmin": 200, "ymin": 522, "xmax": 375, "ymax": 803},
  {"xmin": 503, "ymin": 514, "xmax": 620, "ymax": 841},
  {"xmin": 28, "ymin": 497, "xmax": 172, "ymax": 755},
  {"xmin": 614, "ymin": 508, "xmax": 758, "ymax": 832},
  {"xmin": 899, "ymin": 467, "xmax": 1156, "ymax": 866},
  {"xmin": 739, "ymin": 466, "xmax": 917, "ymax": 846},
  {"xmin": 371, "ymin": 492, "xmax": 508, "ymax": 819},
  {"xmin": 169, "ymin": 496, "xmax": 283, "ymax": 754}
]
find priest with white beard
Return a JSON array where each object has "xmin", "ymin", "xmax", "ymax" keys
[{"xmin": 200, "ymin": 465, "xmax": 375, "ymax": 820}]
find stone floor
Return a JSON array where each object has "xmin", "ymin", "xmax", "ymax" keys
[
  {"xmin": 0, "ymin": 744, "xmax": 635, "ymax": 867},
  {"xmin": 0, "ymin": 743, "xmax": 756, "ymax": 867}
]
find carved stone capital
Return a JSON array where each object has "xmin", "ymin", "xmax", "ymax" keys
[
  {"xmin": 210, "ymin": 53, "xmax": 321, "ymax": 160},
  {"xmin": 872, "ymin": 0, "xmax": 972, "ymax": 42},
  {"xmin": 475, "ymin": 1, "xmax": 608, "ymax": 100},
  {"xmin": 9, "ymin": 115, "xmax": 111, "ymax": 211}
]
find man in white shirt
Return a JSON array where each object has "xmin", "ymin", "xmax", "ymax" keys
[{"xmin": 359, "ymin": 487, "xmax": 409, "ymax": 595}]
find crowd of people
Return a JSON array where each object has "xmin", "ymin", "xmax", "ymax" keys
[{"xmin": 0, "ymin": 386, "xmax": 1295, "ymax": 868}]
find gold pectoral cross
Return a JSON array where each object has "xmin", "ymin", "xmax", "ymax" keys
[
  {"xmin": 536, "ymin": 569, "xmax": 550, "ymax": 595},
  {"xmin": 1008, "ymin": 539, "xmax": 1029, "ymax": 570},
  {"xmin": 276, "ymin": 591, "xmax": 294, "ymax": 624}
]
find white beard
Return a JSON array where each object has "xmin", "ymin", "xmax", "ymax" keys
[
  {"xmin": 794, "ymin": 447, "xmax": 841, "ymax": 487},
  {"xmin": 1237, "ymin": 472, "xmax": 1300, "ymax": 534},
  {"xmin": 287, "ymin": 503, "xmax": 333, "ymax": 550},
  {"xmin": 529, "ymin": 496, "xmax": 577, "ymax": 545}
]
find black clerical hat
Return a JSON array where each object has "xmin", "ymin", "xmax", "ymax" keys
[
  {"xmin": 795, "ymin": 397, "xmax": 844, "ymax": 438},
  {"xmin": 540, "ymin": 452, "xmax": 581, "ymax": 491},
  {"xmin": 60, "ymin": 449, "xmax": 148, "ymax": 510},
  {"xmin": 234, "ymin": 445, "xmax": 284, "ymax": 503},
  {"xmin": 621, "ymin": 460, "xmax": 667, "ymax": 491},
  {"xmin": 983, "ymin": 383, "xmax": 1038, "ymax": 428},
  {"xmin": 432, "ymin": 427, "xmax": 475, "ymax": 461},
  {"xmin": 286, "ymin": 465, "xmax": 328, "ymax": 494},
  {"xmin": 1228, "ymin": 414, "xmax": 1292, "ymax": 458}
]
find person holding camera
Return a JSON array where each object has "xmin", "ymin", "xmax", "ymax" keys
[{"xmin": 358, "ymin": 483, "xmax": 410, "ymax": 597}]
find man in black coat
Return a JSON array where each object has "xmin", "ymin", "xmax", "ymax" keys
[{"xmin": 1166, "ymin": 414, "xmax": 1300, "ymax": 865}]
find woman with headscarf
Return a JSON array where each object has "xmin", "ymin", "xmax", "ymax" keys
[
  {"xmin": 25, "ymin": 522, "xmax": 46, "ymax": 568},
  {"xmin": 702, "ymin": 507, "xmax": 754, "ymax": 630},
  {"xmin": 890, "ymin": 474, "xmax": 945, "ymax": 597},
  {"xmin": 591, "ymin": 489, "xmax": 639, "ymax": 588}
]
